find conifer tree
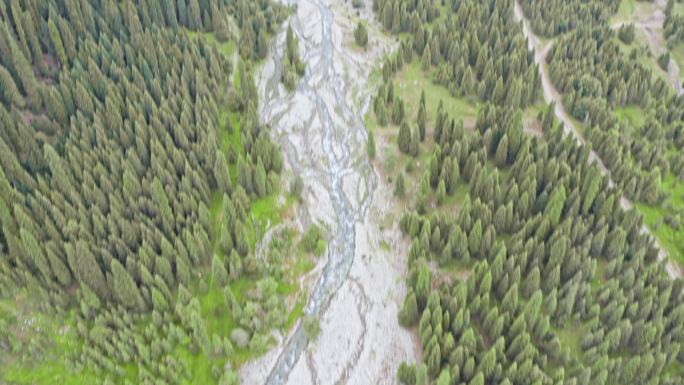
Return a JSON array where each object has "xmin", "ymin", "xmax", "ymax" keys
[
  {"xmin": 376, "ymin": 98, "xmax": 388, "ymax": 126},
  {"xmin": 421, "ymin": 45, "xmax": 431, "ymax": 71},
  {"xmin": 367, "ymin": 129, "xmax": 376, "ymax": 159},
  {"xmin": 397, "ymin": 363, "xmax": 416, "ymax": 385},
  {"xmin": 48, "ymin": 18, "xmax": 68, "ymax": 66},
  {"xmin": 398, "ymin": 121, "xmax": 411, "ymax": 154},
  {"xmin": 581, "ymin": 172, "xmax": 600, "ymax": 214},
  {"xmin": 110, "ymin": 259, "xmax": 144, "ymax": 311},
  {"xmin": 468, "ymin": 219, "xmax": 482, "ymax": 256},
  {"xmin": 66, "ymin": 241, "xmax": 108, "ymax": 300},
  {"xmin": 415, "ymin": 261, "xmax": 431, "ymax": 309},
  {"xmin": 415, "ymin": 363, "xmax": 428, "ymax": 385},
  {"xmin": 212, "ymin": 4, "xmax": 230, "ymax": 41},
  {"xmin": 10, "ymin": 36, "xmax": 40, "ymax": 109},
  {"xmin": 212, "ymin": 255, "xmax": 228, "ymax": 287},
  {"xmin": 417, "ymin": 102, "xmax": 427, "ymax": 141},
  {"xmin": 354, "ymin": 21, "xmax": 368, "ymax": 47},
  {"xmin": 544, "ymin": 186, "xmax": 566, "ymax": 227},
  {"xmin": 255, "ymin": 159, "xmax": 267, "ymax": 197},
  {"xmin": 436, "ymin": 370, "xmax": 450, "ymax": 385},
  {"xmin": 187, "ymin": 0, "xmax": 201, "ymax": 29},
  {"xmin": 468, "ymin": 372, "xmax": 484, "ymax": 385},
  {"xmin": 426, "ymin": 340, "xmax": 441, "ymax": 376},
  {"xmin": 395, "ymin": 173, "xmax": 406, "ymax": 197},
  {"xmin": 214, "ymin": 152, "xmax": 232, "ymax": 194},
  {"xmin": 399, "ymin": 289, "xmax": 419, "ymax": 326},
  {"xmin": 523, "ymin": 266, "xmax": 541, "ymax": 298},
  {"xmin": 478, "ymin": 347, "xmax": 497, "ymax": 378},
  {"xmin": 495, "ymin": 134, "xmax": 508, "ymax": 166},
  {"xmin": 392, "ymin": 98, "xmax": 405, "ymax": 124},
  {"xmin": 151, "ymin": 287, "xmax": 169, "ymax": 312},
  {"xmin": 237, "ymin": 156, "xmax": 252, "ymax": 193},
  {"xmin": 409, "ymin": 126, "xmax": 420, "ymax": 157},
  {"xmin": 176, "ymin": 254, "xmax": 191, "ymax": 286},
  {"xmin": 437, "ymin": 180, "xmax": 446, "ymax": 205},
  {"xmin": 46, "ymin": 247, "xmax": 72, "ymax": 286},
  {"xmin": 0, "ymin": 65, "xmax": 23, "ymax": 107},
  {"xmin": 151, "ymin": 177, "xmax": 174, "ymax": 233},
  {"xmin": 658, "ymin": 52, "xmax": 670, "ymax": 70}
]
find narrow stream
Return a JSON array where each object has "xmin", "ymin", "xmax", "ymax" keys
[{"xmin": 258, "ymin": 0, "xmax": 376, "ymax": 383}]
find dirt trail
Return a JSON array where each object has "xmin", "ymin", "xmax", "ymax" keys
[
  {"xmin": 239, "ymin": 1, "xmax": 418, "ymax": 384},
  {"xmin": 513, "ymin": 2, "xmax": 611, "ymax": 177},
  {"xmin": 514, "ymin": 0, "xmax": 681, "ymax": 279}
]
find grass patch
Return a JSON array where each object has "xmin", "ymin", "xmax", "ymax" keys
[
  {"xmin": 439, "ymin": 258, "xmax": 471, "ymax": 274},
  {"xmin": 284, "ymin": 296, "xmax": 306, "ymax": 331},
  {"xmin": 394, "ymin": 59, "xmax": 479, "ymax": 122},
  {"xmin": 614, "ymin": 0, "xmax": 637, "ymax": 22},
  {"xmin": 187, "ymin": 30, "xmax": 235, "ymax": 59},
  {"xmin": 3, "ymin": 355, "xmax": 100, "ymax": 385},
  {"xmin": 591, "ymin": 259, "xmax": 608, "ymax": 293},
  {"xmin": 673, "ymin": 2, "xmax": 684, "ymax": 17},
  {"xmin": 555, "ymin": 325, "xmax": 585, "ymax": 362},
  {"xmin": 612, "ymin": 0, "xmax": 658, "ymax": 25},
  {"xmin": 170, "ymin": 341, "xmax": 258, "ymax": 384},
  {"xmin": 293, "ymin": 252, "xmax": 316, "ymax": 276},
  {"xmin": 0, "ymin": 292, "xmax": 103, "ymax": 385},
  {"xmin": 371, "ymin": 55, "xmax": 482, "ymax": 208},
  {"xmin": 437, "ymin": 181, "xmax": 470, "ymax": 210},
  {"xmin": 252, "ymin": 194, "xmax": 285, "ymax": 225},
  {"xmin": 635, "ymin": 174, "xmax": 684, "ymax": 265},
  {"xmin": 433, "ymin": 1, "xmax": 453, "ymax": 26},
  {"xmin": 524, "ymin": 98, "xmax": 547, "ymax": 120},
  {"xmin": 614, "ymin": 105, "xmax": 646, "ymax": 128},
  {"xmin": 172, "ymin": 346, "xmax": 216, "ymax": 385}
]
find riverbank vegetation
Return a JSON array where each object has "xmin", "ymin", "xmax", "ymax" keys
[{"xmin": 281, "ymin": 27, "xmax": 305, "ymax": 92}]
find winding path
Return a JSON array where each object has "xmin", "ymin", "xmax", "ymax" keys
[
  {"xmin": 513, "ymin": 0, "xmax": 681, "ymax": 278},
  {"xmin": 239, "ymin": 1, "xmax": 417, "ymax": 384}
]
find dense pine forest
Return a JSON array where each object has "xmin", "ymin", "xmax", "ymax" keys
[
  {"xmin": 535, "ymin": 0, "xmax": 684, "ymax": 263},
  {"xmin": 0, "ymin": 0, "xmax": 330, "ymax": 384},
  {"xmin": 369, "ymin": 0, "xmax": 684, "ymax": 384}
]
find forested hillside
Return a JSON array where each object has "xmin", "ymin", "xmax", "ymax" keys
[
  {"xmin": 540, "ymin": 4, "xmax": 678, "ymax": 203},
  {"xmin": 369, "ymin": 0, "xmax": 684, "ymax": 384},
  {"xmin": 0, "ymin": 1, "xmax": 321, "ymax": 384},
  {"xmin": 519, "ymin": 0, "xmax": 684, "ymax": 264}
]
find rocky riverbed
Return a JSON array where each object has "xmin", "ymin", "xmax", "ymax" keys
[{"xmin": 239, "ymin": 1, "xmax": 419, "ymax": 384}]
